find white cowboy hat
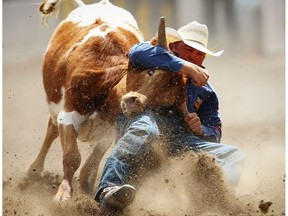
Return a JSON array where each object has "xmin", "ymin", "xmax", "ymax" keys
[{"xmin": 166, "ymin": 21, "xmax": 224, "ymax": 57}]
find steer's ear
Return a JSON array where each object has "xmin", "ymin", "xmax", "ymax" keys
[
  {"xmin": 150, "ymin": 36, "xmax": 158, "ymax": 46},
  {"xmin": 157, "ymin": 16, "xmax": 168, "ymax": 50}
]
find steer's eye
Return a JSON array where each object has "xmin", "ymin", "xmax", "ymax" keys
[{"xmin": 147, "ymin": 69, "xmax": 155, "ymax": 76}]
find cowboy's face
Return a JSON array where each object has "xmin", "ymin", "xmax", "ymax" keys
[{"xmin": 169, "ymin": 41, "xmax": 206, "ymax": 67}]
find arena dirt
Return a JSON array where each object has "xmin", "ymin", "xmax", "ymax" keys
[{"xmin": 3, "ymin": 123, "xmax": 285, "ymax": 216}]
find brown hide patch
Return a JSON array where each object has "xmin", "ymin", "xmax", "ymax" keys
[
  {"xmin": 43, "ymin": 21, "xmax": 99, "ymax": 103},
  {"xmin": 43, "ymin": 20, "xmax": 140, "ymax": 117},
  {"xmin": 118, "ymin": 26, "xmax": 143, "ymax": 48},
  {"xmin": 96, "ymin": 76, "xmax": 127, "ymax": 122},
  {"xmin": 64, "ymin": 64, "xmax": 128, "ymax": 116},
  {"xmin": 63, "ymin": 29, "xmax": 132, "ymax": 115}
]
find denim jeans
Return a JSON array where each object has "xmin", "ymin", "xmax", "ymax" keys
[{"xmin": 95, "ymin": 109, "xmax": 245, "ymax": 202}]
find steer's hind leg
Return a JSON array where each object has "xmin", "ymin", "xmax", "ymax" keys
[
  {"xmin": 27, "ymin": 116, "xmax": 59, "ymax": 179},
  {"xmin": 55, "ymin": 124, "xmax": 81, "ymax": 201},
  {"xmin": 55, "ymin": 111, "xmax": 85, "ymax": 201}
]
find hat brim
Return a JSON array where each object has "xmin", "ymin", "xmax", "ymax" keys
[{"xmin": 165, "ymin": 27, "xmax": 224, "ymax": 57}]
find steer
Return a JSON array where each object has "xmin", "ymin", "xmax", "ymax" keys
[{"xmin": 28, "ymin": 0, "xmax": 187, "ymax": 201}]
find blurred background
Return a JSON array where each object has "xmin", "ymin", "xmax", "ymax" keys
[
  {"xmin": 3, "ymin": 0, "xmax": 285, "ymax": 59},
  {"xmin": 3, "ymin": 0, "xmax": 286, "ymax": 214}
]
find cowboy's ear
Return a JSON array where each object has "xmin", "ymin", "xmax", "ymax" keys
[{"xmin": 169, "ymin": 42, "xmax": 178, "ymax": 52}]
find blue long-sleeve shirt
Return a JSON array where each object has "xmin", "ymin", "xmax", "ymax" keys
[{"xmin": 129, "ymin": 42, "xmax": 222, "ymax": 143}]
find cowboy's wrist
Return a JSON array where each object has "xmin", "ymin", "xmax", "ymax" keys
[{"xmin": 181, "ymin": 62, "xmax": 195, "ymax": 76}]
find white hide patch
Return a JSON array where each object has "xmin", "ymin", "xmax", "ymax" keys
[
  {"xmin": 65, "ymin": 1, "xmax": 143, "ymax": 42},
  {"xmin": 47, "ymin": 87, "xmax": 88, "ymax": 132},
  {"xmin": 47, "ymin": 87, "xmax": 65, "ymax": 125},
  {"xmin": 82, "ymin": 23, "xmax": 114, "ymax": 42},
  {"xmin": 57, "ymin": 111, "xmax": 87, "ymax": 132},
  {"xmin": 63, "ymin": 23, "xmax": 115, "ymax": 60}
]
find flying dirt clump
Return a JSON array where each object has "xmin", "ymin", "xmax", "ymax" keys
[{"xmin": 258, "ymin": 200, "xmax": 273, "ymax": 214}]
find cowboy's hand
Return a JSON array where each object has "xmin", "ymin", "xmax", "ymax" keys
[
  {"xmin": 180, "ymin": 62, "xmax": 209, "ymax": 87},
  {"xmin": 184, "ymin": 112, "xmax": 202, "ymax": 135}
]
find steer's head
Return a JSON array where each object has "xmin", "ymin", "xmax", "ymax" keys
[{"xmin": 122, "ymin": 17, "xmax": 187, "ymax": 118}]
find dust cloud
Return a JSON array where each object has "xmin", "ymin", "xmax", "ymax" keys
[{"xmin": 3, "ymin": 127, "xmax": 284, "ymax": 216}]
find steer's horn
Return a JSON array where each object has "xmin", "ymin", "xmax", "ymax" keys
[{"xmin": 157, "ymin": 16, "xmax": 168, "ymax": 50}]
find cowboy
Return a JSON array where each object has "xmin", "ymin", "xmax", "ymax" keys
[{"xmin": 95, "ymin": 21, "xmax": 245, "ymax": 209}]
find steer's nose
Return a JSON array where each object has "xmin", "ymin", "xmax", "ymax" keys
[
  {"xmin": 120, "ymin": 92, "xmax": 147, "ymax": 118},
  {"xmin": 121, "ymin": 95, "xmax": 139, "ymax": 111},
  {"xmin": 129, "ymin": 96, "xmax": 138, "ymax": 103}
]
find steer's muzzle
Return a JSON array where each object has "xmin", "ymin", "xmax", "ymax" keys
[{"xmin": 121, "ymin": 92, "xmax": 148, "ymax": 118}]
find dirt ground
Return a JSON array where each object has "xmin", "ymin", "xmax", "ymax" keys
[{"xmin": 3, "ymin": 1, "xmax": 285, "ymax": 216}]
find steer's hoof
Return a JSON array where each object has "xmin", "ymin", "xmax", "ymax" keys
[{"xmin": 54, "ymin": 180, "xmax": 72, "ymax": 202}]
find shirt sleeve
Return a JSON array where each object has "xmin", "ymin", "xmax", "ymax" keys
[
  {"xmin": 201, "ymin": 125, "xmax": 222, "ymax": 143},
  {"xmin": 129, "ymin": 42, "xmax": 185, "ymax": 73},
  {"xmin": 197, "ymin": 91, "xmax": 222, "ymax": 143}
]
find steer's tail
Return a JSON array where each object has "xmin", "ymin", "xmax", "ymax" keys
[
  {"xmin": 39, "ymin": 0, "xmax": 87, "ymax": 25},
  {"xmin": 39, "ymin": 0, "xmax": 85, "ymax": 15}
]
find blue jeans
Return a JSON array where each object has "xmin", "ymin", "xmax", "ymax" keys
[{"xmin": 95, "ymin": 109, "xmax": 245, "ymax": 202}]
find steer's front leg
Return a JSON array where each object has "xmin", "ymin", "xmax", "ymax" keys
[{"xmin": 55, "ymin": 111, "xmax": 86, "ymax": 201}]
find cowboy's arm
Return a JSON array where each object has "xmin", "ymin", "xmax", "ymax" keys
[
  {"xmin": 201, "ymin": 124, "xmax": 222, "ymax": 143},
  {"xmin": 184, "ymin": 112, "xmax": 222, "ymax": 143},
  {"xmin": 129, "ymin": 42, "xmax": 209, "ymax": 87},
  {"xmin": 197, "ymin": 92, "xmax": 222, "ymax": 143}
]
